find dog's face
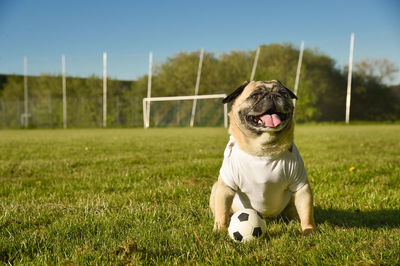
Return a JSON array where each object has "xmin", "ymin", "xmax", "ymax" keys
[
  {"xmin": 223, "ymin": 80, "xmax": 297, "ymax": 156},
  {"xmin": 223, "ymin": 80, "xmax": 297, "ymax": 134}
]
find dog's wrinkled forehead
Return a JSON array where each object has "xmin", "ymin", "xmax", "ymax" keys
[
  {"xmin": 222, "ymin": 80, "xmax": 297, "ymax": 104},
  {"xmin": 248, "ymin": 80, "xmax": 284, "ymax": 93},
  {"xmin": 238, "ymin": 80, "xmax": 289, "ymax": 101}
]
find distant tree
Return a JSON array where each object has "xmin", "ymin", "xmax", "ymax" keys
[
  {"xmin": 151, "ymin": 51, "xmax": 202, "ymax": 97},
  {"xmin": 215, "ymin": 50, "xmax": 253, "ymax": 92},
  {"xmin": 354, "ymin": 58, "xmax": 399, "ymax": 84}
]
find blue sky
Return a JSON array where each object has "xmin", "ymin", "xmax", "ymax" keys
[{"xmin": 0, "ymin": 0, "xmax": 399, "ymax": 83}]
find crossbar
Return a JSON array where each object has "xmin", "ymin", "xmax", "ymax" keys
[
  {"xmin": 143, "ymin": 94, "xmax": 228, "ymax": 128},
  {"xmin": 143, "ymin": 94, "xmax": 227, "ymax": 102}
]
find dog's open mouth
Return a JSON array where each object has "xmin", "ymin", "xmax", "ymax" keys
[{"xmin": 247, "ymin": 112, "xmax": 288, "ymax": 128}]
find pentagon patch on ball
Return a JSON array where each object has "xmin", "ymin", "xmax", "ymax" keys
[
  {"xmin": 233, "ymin": 231, "xmax": 243, "ymax": 242},
  {"xmin": 252, "ymin": 227, "xmax": 263, "ymax": 237},
  {"xmin": 228, "ymin": 208, "xmax": 267, "ymax": 242},
  {"xmin": 237, "ymin": 212, "xmax": 249, "ymax": 222}
]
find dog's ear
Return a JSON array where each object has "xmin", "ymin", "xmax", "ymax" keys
[
  {"xmin": 285, "ymin": 87, "xmax": 298, "ymax": 100},
  {"xmin": 222, "ymin": 81, "xmax": 249, "ymax": 104},
  {"xmin": 277, "ymin": 80, "xmax": 298, "ymax": 100}
]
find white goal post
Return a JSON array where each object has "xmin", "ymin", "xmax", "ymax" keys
[{"xmin": 143, "ymin": 94, "xmax": 228, "ymax": 128}]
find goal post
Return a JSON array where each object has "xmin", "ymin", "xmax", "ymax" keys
[
  {"xmin": 143, "ymin": 94, "xmax": 228, "ymax": 128},
  {"xmin": 345, "ymin": 33, "xmax": 355, "ymax": 124},
  {"xmin": 250, "ymin": 46, "xmax": 260, "ymax": 81},
  {"xmin": 190, "ymin": 48, "xmax": 205, "ymax": 127},
  {"xmin": 293, "ymin": 41, "xmax": 304, "ymax": 107}
]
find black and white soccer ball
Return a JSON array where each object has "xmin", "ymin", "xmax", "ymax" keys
[{"xmin": 228, "ymin": 208, "xmax": 267, "ymax": 242}]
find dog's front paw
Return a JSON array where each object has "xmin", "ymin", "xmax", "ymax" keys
[
  {"xmin": 213, "ymin": 221, "xmax": 228, "ymax": 231},
  {"xmin": 302, "ymin": 227, "xmax": 316, "ymax": 236}
]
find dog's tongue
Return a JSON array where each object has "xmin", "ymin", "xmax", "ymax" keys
[{"xmin": 260, "ymin": 114, "xmax": 281, "ymax": 127}]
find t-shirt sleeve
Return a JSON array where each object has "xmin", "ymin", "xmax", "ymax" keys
[
  {"xmin": 288, "ymin": 148, "xmax": 309, "ymax": 192},
  {"xmin": 219, "ymin": 139, "xmax": 239, "ymax": 191}
]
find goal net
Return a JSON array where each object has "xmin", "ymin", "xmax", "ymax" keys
[{"xmin": 143, "ymin": 94, "xmax": 228, "ymax": 128}]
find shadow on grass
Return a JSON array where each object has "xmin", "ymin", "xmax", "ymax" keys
[{"xmin": 315, "ymin": 207, "xmax": 400, "ymax": 229}]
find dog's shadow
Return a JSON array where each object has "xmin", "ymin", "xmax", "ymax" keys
[{"xmin": 315, "ymin": 207, "xmax": 400, "ymax": 229}]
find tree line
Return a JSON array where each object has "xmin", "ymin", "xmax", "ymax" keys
[{"xmin": 0, "ymin": 43, "xmax": 399, "ymax": 128}]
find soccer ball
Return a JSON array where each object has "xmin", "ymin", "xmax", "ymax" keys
[{"xmin": 228, "ymin": 208, "xmax": 267, "ymax": 242}]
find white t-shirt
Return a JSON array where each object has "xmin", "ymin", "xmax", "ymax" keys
[{"xmin": 219, "ymin": 136, "xmax": 308, "ymax": 218}]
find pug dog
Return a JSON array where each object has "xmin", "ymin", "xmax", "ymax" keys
[{"xmin": 209, "ymin": 80, "xmax": 315, "ymax": 235}]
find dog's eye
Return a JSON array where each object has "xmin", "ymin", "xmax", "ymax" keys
[
  {"xmin": 280, "ymin": 90, "xmax": 289, "ymax": 98},
  {"xmin": 250, "ymin": 92, "xmax": 263, "ymax": 100}
]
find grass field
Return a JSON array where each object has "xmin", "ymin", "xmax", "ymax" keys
[{"xmin": 1, "ymin": 125, "xmax": 399, "ymax": 264}]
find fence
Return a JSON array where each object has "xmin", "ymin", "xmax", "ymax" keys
[{"xmin": 0, "ymin": 95, "xmax": 226, "ymax": 128}]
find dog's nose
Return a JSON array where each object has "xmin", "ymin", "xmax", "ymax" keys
[{"xmin": 250, "ymin": 96, "xmax": 276, "ymax": 115}]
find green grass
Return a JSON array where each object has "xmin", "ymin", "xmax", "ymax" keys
[{"xmin": 1, "ymin": 125, "xmax": 399, "ymax": 265}]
